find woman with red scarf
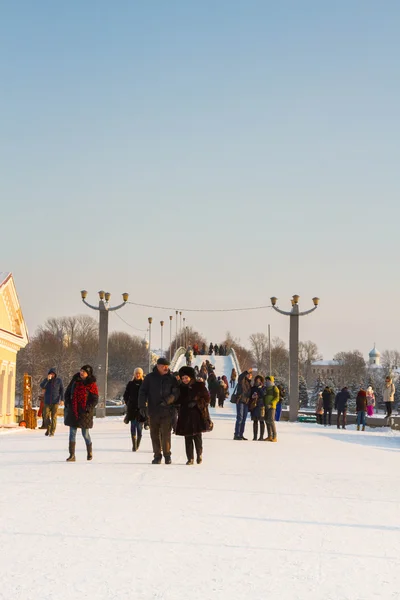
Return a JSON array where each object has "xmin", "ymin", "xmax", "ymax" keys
[{"xmin": 64, "ymin": 365, "xmax": 99, "ymax": 462}]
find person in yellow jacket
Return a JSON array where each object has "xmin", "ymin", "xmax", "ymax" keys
[{"xmin": 264, "ymin": 376, "xmax": 280, "ymax": 442}]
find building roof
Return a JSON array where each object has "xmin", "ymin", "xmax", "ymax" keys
[
  {"xmin": 311, "ymin": 360, "xmax": 341, "ymax": 367},
  {"xmin": 0, "ymin": 272, "xmax": 11, "ymax": 287},
  {"xmin": 369, "ymin": 344, "xmax": 380, "ymax": 358}
]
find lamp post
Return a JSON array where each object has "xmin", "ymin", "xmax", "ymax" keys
[
  {"xmin": 179, "ymin": 311, "xmax": 182, "ymax": 347},
  {"xmin": 160, "ymin": 321, "xmax": 164, "ymax": 357},
  {"xmin": 80, "ymin": 289, "xmax": 129, "ymax": 418},
  {"xmin": 169, "ymin": 316, "xmax": 173, "ymax": 361},
  {"xmin": 270, "ymin": 295, "xmax": 320, "ymax": 422},
  {"xmin": 175, "ymin": 311, "xmax": 178, "ymax": 354},
  {"xmin": 148, "ymin": 317, "xmax": 153, "ymax": 373},
  {"xmin": 183, "ymin": 317, "xmax": 186, "ymax": 348}
]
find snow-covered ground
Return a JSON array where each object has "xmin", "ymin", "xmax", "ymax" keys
[{"xmin": 2, "ymin": 405, "xmax": 400, "ymax": 599}]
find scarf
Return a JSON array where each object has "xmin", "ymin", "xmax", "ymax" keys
[{"xmin": 72, "ymin": 379, "xmax": 97, "ymax": 421}]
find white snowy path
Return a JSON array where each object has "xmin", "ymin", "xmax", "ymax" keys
[{"xmin": 1, "ymin": 409, "xmax": 400, "ymax": 600}]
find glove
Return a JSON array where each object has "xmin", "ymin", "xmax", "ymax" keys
[{"xmin": 139, "ymin": 408, "xmax": 147, "ymax": 419}]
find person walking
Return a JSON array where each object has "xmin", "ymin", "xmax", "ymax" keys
[
  {"xmin": 222, "ymin": 375, "xmax": 229, "ymax": 393},
  {"xmin": 123, "ymin": 368, "xmax": 145, "ymax": 451},
  {"xmin": 366, "ymin": 386, "xmax": 376, "ymax": 417},
  {"xmin": 249, "ymin": 375, "xmax": 266, "ymax": 440},
  {"xmin": 199, "ymin": 362, "xmax": 208, "ymax": 383},
  {"xmin": 64, "ymin": 365, "xmax": 98, "ymax": 462},
  {"xmin": 233, "ymin": 369, "xmax": 253, "ymax": 440},
  {"xmin": 200, "ymin": 343, "xmax": 207, "ymax": 356},
  {"xmin": 138, "ymin": 357, "xmax": 179, "ymax": 464},
  {"xmin": 315, "ymin": 391, "xmax": 324, "ymax": 425},
  {"xmin": 214, "ymin": 344, "xmax": 219, "ymax": 356},
  {"xmin": 322, "ymin": 386, "xmax": 335, "ymax": 426},
  {"xmin": 335, "ymin": 387, "xmax": 350, "ymax": 429},
  {"xmin": 208, "ymin": 343, "xmax": 214, "ymax": 355},
  {"xmin": 264, "ymin": 376, "xmax": 280, "ymax": 442},
  {"xmin": 39, "ymin": 368, "xmax": 64, "ymax": 437},
  {"xmin": 230, "ymin": 368, "xmax": 237, "ymax": 389},
  {"xmin": 383, "ymin": 376, "xmax": 395, "ymax": 419},
  {"xmin": 207, "ymin": 372, "xmax": 218, "ymax": 408},
  {"xmin": 219, "ymin": 344, "xmax": 225, "ymax": 356},
  {"xmin": 175, "ymin": 366, "xmax": 212, "ymax": 465},
  {"xmin": 217, "ymin": 377, "xmax": 227, "ymax": 408},
  {"xmin": 356, "ymin": 388, "xmax": 367, "ymax": 431},
  {"xmin": 185, "ymin": 347, "xmax": 194, "ymax": 367}
]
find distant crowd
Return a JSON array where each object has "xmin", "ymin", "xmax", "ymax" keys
[{"xmin": 316, "ymin": 376, "xmax": 396, "ymax": 430}]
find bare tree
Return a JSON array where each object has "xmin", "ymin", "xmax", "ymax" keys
[
  {"xmin": 381, "ymin": 350, "xmax": 400, "ymax": 372},
  {"xmin": 249, "ymin": 333, "xmax": 268, "ymax": 373},
  {"xmin": 333, "ymin": 350, "xmax": 366, "ymax": 386},
  {"xmin": 108, "ymin": 331, "xmax": 148, "ymax": 398},
  {"xmin": 299, "ymin": 340, "xmax": 322, "ymax": 385}
]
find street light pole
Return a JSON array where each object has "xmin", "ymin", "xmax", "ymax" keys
[
  {"xmin": 160, "ymin": 321, "xmax": 164, "ymax": 357},
  {"xmin": 169, "ymin": 316, "xmax": 173, "ymax": 362},
  {"xmin": 268, "ymin": 324, "xmax": 272, "ymax": 374},
  {"xmin": 179, "ymin": 311, "xmax": 182, "ymax": 347},
  {"xmin": 148, "ymin": 317, "xmax": 153, "ymax": 373},
  {"xmin": 80, "ymin": 289, "xmax": 129, "ymax": 418},
  {"xmin": 175, "ymin": 311, "xmax": 178, "ymax": 354},
  {"xmin": 270, "ymin": 295, "xmax": 319, "ymax": 423},
  {"xmin": 183, "ymin": 317, "xmax": 186, "ymax": 348}
]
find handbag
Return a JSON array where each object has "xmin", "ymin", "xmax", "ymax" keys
[{"xmin": 230, "ymin": 384, "xmax": 240, "ymax": 404}]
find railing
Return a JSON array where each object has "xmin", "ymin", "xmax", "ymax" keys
[
  {"xmin": 228, "ymin": 347, "xmax": 241, "ymax": 377},
  {"xmin": 170, "ymin": 347, "xmax": 187, "ymax": 371}
]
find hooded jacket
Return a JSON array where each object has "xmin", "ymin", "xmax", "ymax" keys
[
  {"xmin": 40, "ymin": 369, "xmax": 64, "ymax": 405},
  {"xmin": 264, "ymin": 377, "xmax": 280, "ymax": 409},
  {"xmin": 383, "ymin": 380, "xmax": 395, "ymax": 403},
  {"xmin": 138, "ymin": 366, "xmax": 179, "ymax": 417}
]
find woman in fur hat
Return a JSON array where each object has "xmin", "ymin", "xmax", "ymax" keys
[
  {"xmin": 64, "ymin": 365, "xmax": 99, "ymax": 462},
  {"xmin": 176, "ymin": 366, "xmax": 212, "ymax": 465}
]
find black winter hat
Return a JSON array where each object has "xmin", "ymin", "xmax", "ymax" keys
[
  {"xmin": 48, "ymin": 368, "xmax": 57, "ymax": 376},
  {"xmin": 157, "ymin": 357, "xmax": 170, "ymax": 366},
  {"xmin": 179, "ymin": 366, "xmax": 196, "ymax": 379},
  {"xmin": 81, "ymin": 364, "xmax": 93, "ymax": 377}
]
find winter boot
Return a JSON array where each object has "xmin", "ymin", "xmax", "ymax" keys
[
  {"xmin": 45, "ymin": 430, "xmax": 49, "ymax": 436},
  {"xmin": 66, "ymin": 442, "xmax": 76, "ymax": 462},
  {"xmin": 271, "ymin": 436, "xmax": 278, "ymax": 443},
  {"xmin": 165, "ymin": 455, "xmax": 172, "ymax": 465},
  {"xmin": 131, "ymin": 435, "xmax": 137, "ymax": 452},
  {"xmin": 152, "ymin": 456, "xmax": 162, "ymax": 464},
  {"xmin": 357, "ymin": 425, "xmax": 360, "ymax": 431},
  {"xmin": 362, "ymin": 425, "xmax": 365, "ymax": 431},
  {"xmin": 186, "ymin": 459, "xmax": 194, "ymax": 465},
  {"xmin": 137, "ymin": 434, "xmax": 142, "ymax": 450},
  {"xmin": 253, "ymin": 422, "xmax": 258, "ymax": 441},
  {"xmin": 259, "ymin": 423, "xmax": 265, "ymax": 441},
  {"xmin": 197, "ymin": 455, "xmax": 203, "ymax": 464},
  {"xmin": 87, "ymin": 443, "xmax": 93, "ymax": 461}
]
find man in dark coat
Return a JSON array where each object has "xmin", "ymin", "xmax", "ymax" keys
[
  {"xmin": 233, "ymin": 369, "xmax": 253, "ymax": 440},
  {"xmin": 138, "ymin": 357, "xmax": 179, "ymax": 464},
  {"xmin": 335, "ymin": 387, "xmax": 351, "ymax": 429},
  {"xmin": 322, "ymin": 386, "xmax": 335, "ymax": 426},
  {"xmin": 40, "ymin": 368, "xmax": 64, "ymax": 437}
]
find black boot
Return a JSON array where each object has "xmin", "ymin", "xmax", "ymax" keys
[
  {"xmin": 253, "ymin": 421, "xmax": 258, "ymax": 441},
  {"xmin": 137, "ymin": 435, "xmax": 142, "ymax": 450},
  {"xmin": 259, "ymin": 422, "xmax": 265, "ymax": 441},
  {"xmin": 66, "ymin": 442, "xmax": 76, "ymax": 462},
  {"xmin": 87, "ymin": 443, "xmax": 93, "ymax": 461},
  {"xmin": 131, "ymin": 435, "xmax": 137, "ymax": 452},
  {"xmin": 152, "ymin": 455, "xmax": 162, "ymax": 464}
]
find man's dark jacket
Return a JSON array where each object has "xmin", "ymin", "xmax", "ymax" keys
[
  {"xmin": 40, "ymin": 370, "xmax": 64, "ymax": 405},
  {"xmin": 322, "ymin": 387, "xmax": 335, "ymax": 410},
  {"xmin": 138, "ymin": 367, "xmax": 179, "ymax": 417},
  {"xmin": 335, "ymin": 388, "xmax": 351, "ymax": 411}
]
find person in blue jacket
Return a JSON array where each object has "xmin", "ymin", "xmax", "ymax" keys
[{"xmin": 40, "ymin": 368, "xmax": 64, "ymax": 437}]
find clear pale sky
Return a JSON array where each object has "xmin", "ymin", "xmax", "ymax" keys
[{"xmin": 2, "ymin": 1, "xmax": 399, "ymax": 359}]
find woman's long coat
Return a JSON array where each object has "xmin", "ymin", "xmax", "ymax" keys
[
  {"xmin": 175, "ymin": 380, "xmax": 211, "ymax": 436},
  {"xmin": 64, "ymin": 373, "xmax": 99, "ymax": 429}
]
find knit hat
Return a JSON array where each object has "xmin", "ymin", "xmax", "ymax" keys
[
  {"xmin": 179, "ymin": 366, "xmax": 196, "ymax": 379},
  {"xmin": 157, "ymin": 357, "xmax": 170, "ymax": 366},
  {"xmin": 266, "ymin": 375, "xmax": 275, "ymax": 383},
  {"xmin": 81, "ymin": 364, "xmax": 93, "ymax": 377}
]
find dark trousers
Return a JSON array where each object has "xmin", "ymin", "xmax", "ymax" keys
[
  {"xmin": 149, "ymin": 413, "xmax": 172, "ymax": 459},
  {"xmin": 44, "ymin": 404, "xmax": 59, "ymax": 434},
  {"xmin": 266, "ymin": 408, "xmax": 277, "ymax": 439},
  {"xmin": 316, "ymin": 413, "xmax": 323, "ymax": 425},
  {"xmin": 230, "ymin": 380, "xmax": 236, "ymax": 388},
  {"xmin": 386, "ymin": 402, "xmax": 393, "ymax": 417},
  {"xmin": 130, "ymin": 419, "xmax": 143, "ymax": 437},
  {"xmin": 323, "ymin": 408, "xmax": 332, "ymax": 426},
  {"xmin": 253, "ymin": 420, "xmax": 265, "ymax": 440},
  {"xmin": 234, "ymin": 403, "xmax": 249, "ymax": 438},
  {"xmin": 185, "ymin": 434, "xmax": 202, "ymax": 460},
  {"xmin": 210, "ymin": 392, "xmax": 217, "ymax": 408},
  {"xmin": 337, "ymin": 409, "xmax": 347, "ymax": 428}
]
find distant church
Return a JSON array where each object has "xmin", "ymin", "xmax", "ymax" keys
[{"xmin": 311, "ymin": 344, "xmax": 384, "ymax": 386}]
